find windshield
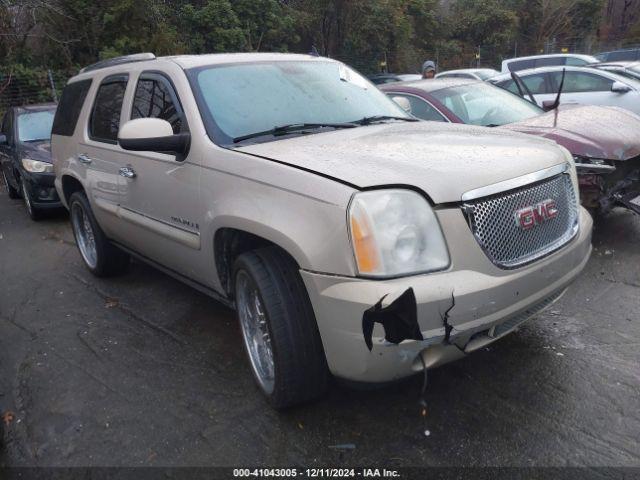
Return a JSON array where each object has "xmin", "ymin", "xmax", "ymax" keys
[
  {"xmin": 191, "ymin": 61, "xmax": 409, "ymax": 144},
  {"xmin": 17, "ymin": 110, "xmax": 55, "ymax": 142},
  {"xmin": 431, "ymin": 82, "xmax": 543, "ymax": 126}
]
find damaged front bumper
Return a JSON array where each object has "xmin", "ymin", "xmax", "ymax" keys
[
  {"xmin": 576, "ymin": 157, "xmax": 640, "ymax": 214},
  {"xmin": 301, "ymin": 208, "xmax": 593, "ymax": 383}
]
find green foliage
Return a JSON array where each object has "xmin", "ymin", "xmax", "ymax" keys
[{"xmin": 0, "ymin": 0, "xmax": 615, "ymax": 75}]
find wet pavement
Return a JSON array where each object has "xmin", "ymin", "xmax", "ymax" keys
[{"xmin": 0, "ymin": 187, "xmax": 639, "ymax": 468}]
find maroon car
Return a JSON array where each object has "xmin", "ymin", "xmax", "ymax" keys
[{"xmin": 380, "ymin": 78, "xmax": 640, "ymax": 214}]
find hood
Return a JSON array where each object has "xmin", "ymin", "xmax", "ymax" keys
[
  {"xmin": 236, "ymin": 122, "xmax": 567, "ymax": 204},
  {"xmin": 19, "ymin": 140, "xmax": 52, "ymax": 163},
  {"xmin": 500, "ymin": 105, "xmax": 640, "ymax": 161}
]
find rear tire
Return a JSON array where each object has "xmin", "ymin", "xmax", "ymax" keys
[
  {"xmin": 69, "ymin": 191, "xmax": 129, "ymax": 277},
  {"xmin": 21, "ymin": 178, "xmax": 41, "ymax": 221},
  {"xmin": 233, "ymin": 246, "xmax": 329, "ymax": 409},
  {"xmin": 2, "ymin": 170, "xmax": 20, "ymax": 199}
]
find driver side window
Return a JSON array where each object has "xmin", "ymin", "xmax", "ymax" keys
[
  {"xmin": 388, "ymin": 94, "xmax": 447, "ymax": 122},
  {"xmin": 131, "ymin": 74, "xmax": 184, "ymax": 134}
]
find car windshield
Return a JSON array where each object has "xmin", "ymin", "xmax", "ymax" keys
[
  {"xmin": 191, "ymin": 61, "xmax": 410, "ymax": 144},
  {"xmin": 17, "ymin": 110, "xmax": 55, "ymax": 142},
  {"xmin": 431, "ymin": 82, "xmax": 543, "ymax": 126}
]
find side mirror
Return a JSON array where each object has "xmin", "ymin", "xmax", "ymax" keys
[
  {"xmin": 541, "ymin": 100, "xmax": 556, "ymax": 111},
  {"xmin": 391, "ymin": 96, "xmax": 412, "ymax": 113},
  {"xmin": 118, "ymin": 118, "xmax": 190, "ymax": 155},
  {"xmin": 611, "ymin": 81, "xmax": 631, "ymax": 93},
  {"xmin": 0, "ymin": 134, "xmax": 7, "ymax": 145}
]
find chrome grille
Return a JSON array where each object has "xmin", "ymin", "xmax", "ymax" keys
[{"xmin": 464, "ymin": 173, "xmax": 578, "ymax": 268}]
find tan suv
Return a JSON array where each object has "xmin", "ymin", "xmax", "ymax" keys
[{"xmin": 52, "ymin": 53, "xmax": 593, "ymax": 408}]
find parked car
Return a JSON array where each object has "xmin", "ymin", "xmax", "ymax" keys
[
  {"xmin": 590, "ymin": 61, "xmax": 640, "ymax": 81},
  {"xmin": 596, "ymin": 48, "xmax": 640, "ymax": 62},
  {"xmin": 381, "ymin": 78, "xmax": 640, "ymax": 214},
  {"xmin": 52, "ymin": 53, "xmax": 592, "ymax": 408},
  {"xmin": 489, "ymin": 66, "xmax": 640, "ymax": 115},
  {"xmin": 0, "ymin": 103, "xmax": 61, "ymax": 219},
  {"xmin": 501, "ymin": 54, "xmax": 598, "ymax": 73},
  {"xmin": 435, "ymin": 68, "xmax": 499, "ymax": 80},
  {"xmin": 368, "ymin": 73, "xmax": 422, "ymax": 84}
]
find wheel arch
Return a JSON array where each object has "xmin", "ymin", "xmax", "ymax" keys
[
  {"xmin": 213, "ymin": 222, "xmax": 310, "ymax": 298},
  {"xmin": 60, "ymin": 174, "xmax": 85, "ymax": 205}
]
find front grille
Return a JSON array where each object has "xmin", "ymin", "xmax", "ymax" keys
[{"xmin": 464, "ymin": 173, "xmax": 578, "ymax": 268}]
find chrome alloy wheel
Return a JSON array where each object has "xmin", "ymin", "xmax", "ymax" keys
[
  {"xmin": 71, "ymin": 202, "xmax": 98, "ymax": 269},
  {"xmin": 235, "ymin": 271, "xmax": 275, "ymax": 394}
]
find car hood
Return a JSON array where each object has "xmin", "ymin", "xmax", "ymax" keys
[
  {"xmin": 236, "ymin": 122, "xmax": 567, "ymax": 204},
  {"xmin": 19, "ymin": 140, "xmax": 52, "ymax": 163},
  {"xmin": 500, "ymin": 105, "xmax": 640, "ymax": 161}
]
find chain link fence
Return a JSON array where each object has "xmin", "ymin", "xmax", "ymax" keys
[{"xmin": 0, "ymin": 69, "xmax": 72, "ymax": 116}]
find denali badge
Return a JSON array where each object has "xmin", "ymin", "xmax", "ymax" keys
[{"xmin": 515, "ymin": 199, "xmax": 558, "ymax": 230}]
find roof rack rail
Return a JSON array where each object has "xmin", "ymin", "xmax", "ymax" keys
[{"xmin": 79, "ymin": 53, "xmax": 156, "ymax": 74}]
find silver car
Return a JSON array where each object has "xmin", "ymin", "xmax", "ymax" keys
[
  {"xmin": 491, "ymin": 66, "xmax": 640, "ymax": 115},
  {"xmin": 52, "ymin": 53, "xmax": 593, "ymax": 408}
]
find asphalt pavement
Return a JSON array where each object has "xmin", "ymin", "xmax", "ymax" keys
[{"xmin": 0, "ymin": 186, "xmax": 639, "ymax": 468}]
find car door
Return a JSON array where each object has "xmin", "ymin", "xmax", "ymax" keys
[
  {"xmin": 547, "ymin": 70, "xmax": 626, "ymax": 109},
  {"xmin": 0, "ymin": 110, "xmax": 18, "ymax": 192},
  {"xmin": 79, "ymin": 74, "xmax": 129, "ymax": 237},
  {"xmin": 116, "ymin": 71, "xmax": 204, "ymax": 280}
]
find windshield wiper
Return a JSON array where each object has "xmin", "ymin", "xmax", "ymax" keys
[
  {"xmin": 232, "ymin": 122, "xmax": 357, "ymax": 143},
  {"xmin": 353, "ymin": 115, "xmax": 419, "ymax": 125}
]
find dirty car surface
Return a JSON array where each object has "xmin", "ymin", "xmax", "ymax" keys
[{"xmin": 382, "ymin": 79, "xmax": 640, "ymax": 215}]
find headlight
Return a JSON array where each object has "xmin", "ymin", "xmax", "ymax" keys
[
  {"xmin": 22, "ymin": 158, "xmax": 53, "ymax": 173},
  {"xmin": 348, "ymin": 189, "xmax": 449, "ymax": 277}
]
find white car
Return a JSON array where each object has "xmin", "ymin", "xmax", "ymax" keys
[
  {"xmin": 490, "ymin": 66, "xmax": 640, "ymax": 115},
  {"xmin": 501, "ymin": 54, "xmax": 598, "ymax": 73},
  {"xmin": 435, "ymin": 68, "xmax": 499, "ymax": 81}
]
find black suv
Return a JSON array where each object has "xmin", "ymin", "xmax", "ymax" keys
[{"xmin": 0, "ymin": 103, "xmax": 61, "ymax": 219}]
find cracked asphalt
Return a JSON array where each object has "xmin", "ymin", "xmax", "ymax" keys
[{"xmin": 0, "ymin": 186, "xmax": 639, "ymax": 468}]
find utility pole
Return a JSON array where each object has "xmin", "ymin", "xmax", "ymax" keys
[{"xmin": 47, "ymin": 70, "xmax": 58, "ymax": 103}]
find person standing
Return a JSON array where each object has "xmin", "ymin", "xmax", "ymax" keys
[{"xmin": 422, "ymin": 60, "xmax": 436, "ymax": 79}]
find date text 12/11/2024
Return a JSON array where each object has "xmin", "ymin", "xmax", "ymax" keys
[{"xmin": 233, "ymin": 468, "xmax": 401, "ymax": 478}]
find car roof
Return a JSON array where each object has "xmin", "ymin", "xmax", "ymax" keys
[
  {"xmin": 592, "ymin": 61, "xmax": 640, "ymax": 68},
  {"xmin": 380, "ymin": 77, "xmax": 480, "ymax": 93},
  {"xmin": 69, "ymin": 52, "xmax": 337, "ymax": 83},
  {"xmin": 14, "ymin": 103, "xmax": 57, "ymax": 114},
  {"xmin": 491, "ymin": 65, "xmax": 616, "ymax": 80},
  {"xmin": 502, "ymin": 53, "xmax": 597, "ymax": 63},
  {"xmin": 437, "ymin": 68, "xmax": 497, "ymax": 74}
]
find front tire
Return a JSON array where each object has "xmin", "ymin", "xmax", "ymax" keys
[
  {"xmin": 21, "ymin": 178, "xmax": 41, "ymax": 221},
  {"xmin": 233, "ymin": 247, "xmax": 329, "ymax": 409},
  {"xmin": 3, "ymin": 169, "xmax": 20, "ymax": 199},
  {"xmin": 68, "ymin": 191, "xmax": 130, "ymax": 277}
]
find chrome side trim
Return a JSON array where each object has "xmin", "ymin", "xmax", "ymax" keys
[
  {"xmin": 461, "ymin": 163, "xmax": 570, "ymax": 202},
  {"xmin": 93, "ymin": 198, "xmax": 201, "ymax": 250},
  {"xmin": 574, "ymin": 163, "xmax": 616, "ymax": 174}
]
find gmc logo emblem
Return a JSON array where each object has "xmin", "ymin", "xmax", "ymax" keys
[{"xmin": 515, "ymin": 199, "xmax": 559, "ymax": 230}]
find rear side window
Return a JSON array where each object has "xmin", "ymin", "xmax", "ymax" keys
[
  {"xmin": 51, "ymin": 79, "xmax": 92, "ymax": 136},
  {"xmin": 89, "ymin": 76, "xmax": 128, "ymax": 143},
  {"xmin": 131, "ymin": 74, "xmax": 183, "ymax": 133},
  {"xmin": 551, "ymin": 71, "xmax": 613, "ymax": 93},
  {"xmin": 565, "ymin": 57, "xmax": 589, "ymax": 66},
  {"xmin": 508, "ymin": 59, "xmax": 535, "ymax": 72},
  {"xmin": 535, "ymin": 57, "xmax": 564, "ymax": 68}
]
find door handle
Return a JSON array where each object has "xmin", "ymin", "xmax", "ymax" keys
[
  {"xmin": 78, "ymin": 153, "xmax": 92, "ymax": 165},
  {"xmin": 119, "ymin": 167, "xmax": 136, "ymax": 179}
]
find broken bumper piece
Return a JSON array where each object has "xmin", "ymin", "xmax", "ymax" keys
[{"xmin": 301, "ymin": 208, "xmax": 592, "ymax": 383}]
